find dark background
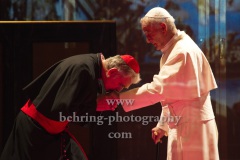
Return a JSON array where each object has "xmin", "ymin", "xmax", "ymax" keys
[{"xmin": 1, "ymin": 0, "xmax": 240, "ymax": 160}]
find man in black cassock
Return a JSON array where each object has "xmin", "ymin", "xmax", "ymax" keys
[{"xmin": 0, "ymin": 53, "xmax": 141, "ymax": 160}]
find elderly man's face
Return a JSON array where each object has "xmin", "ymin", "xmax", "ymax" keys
[{"xmin": 141, "ymin": 20, "xmax": 166, "ymax": 50}]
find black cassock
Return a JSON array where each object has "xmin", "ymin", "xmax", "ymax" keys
[{"xmin": 1, "ymin": 53, "xmax": 104, "ymax": 160}]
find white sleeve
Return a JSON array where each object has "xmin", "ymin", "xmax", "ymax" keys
[
  {"xmin": 156, "ymin": 106, "xmax": 169, "ymax": 135},
  {"xmin": 120, "ymin": 83, "xmax": 164, "ymax": 112},
  {"xmin": 119, "ymin": 53, "xmax": 186, "ymax": 112}
]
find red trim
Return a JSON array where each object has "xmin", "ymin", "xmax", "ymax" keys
[
  {"xmin": 65, "ymin": 129, "xmax": 89, "ymax": 160},
  {"xmin": 21, "ymin": 100, "xmax": 68, "ymax": 134}
]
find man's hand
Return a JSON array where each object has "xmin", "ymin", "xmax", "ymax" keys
[
  {"xmin": 152, "ymin": 127, "xmax": 166, "ymax": 144},
  {"xmin": 96, "ymin": 91, "xmax": 119, "ymax": 111}
]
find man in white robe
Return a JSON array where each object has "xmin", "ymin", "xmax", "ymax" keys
[{"xmin": 119, "ymin": 7, "xmax": 219, "ymax": 160}]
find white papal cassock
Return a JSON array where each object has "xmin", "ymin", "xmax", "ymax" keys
[{"xmin": 120, "ymin": 30, "xmax": 219, "ymax": 160}]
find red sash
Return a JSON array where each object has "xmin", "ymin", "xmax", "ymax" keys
[
  {"xmin": 21, "ymin": 100, "xmax": 88, "ymax": 159},
  {"xmin": 21, "ymin": 100, "xmax": 68, "ymax": 134}
]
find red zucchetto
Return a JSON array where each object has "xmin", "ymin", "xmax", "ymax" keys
[{"xmin": 120, "ymin": 55, "xmax": 140, "ymax": 73}]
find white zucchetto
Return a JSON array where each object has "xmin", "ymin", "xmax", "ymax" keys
[{"xmin": 145, "ymin": 7, "xmax": 173, "ymax": 19}]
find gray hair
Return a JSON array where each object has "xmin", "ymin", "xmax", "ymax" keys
[{"xmin": 105, "ymin": 55, "xmax": 141, "ymax": 84}]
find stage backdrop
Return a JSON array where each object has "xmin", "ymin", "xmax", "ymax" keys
[{"xmin": 1, "ymin": 0, "xmax": 240, "ymax": 159}]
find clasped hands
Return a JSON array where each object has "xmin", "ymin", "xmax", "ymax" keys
[{"xmin": 96, "ymin": 91, "xmax": 119, "ymax": 111}]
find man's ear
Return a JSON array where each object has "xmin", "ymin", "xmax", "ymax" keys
[
  {"xmin": 160, "ymin": 23, "xmax": 167, "ymax": 33},
  {"xmin": 106, "ymin": 68, "xmax": 119, "ymax": 77}
]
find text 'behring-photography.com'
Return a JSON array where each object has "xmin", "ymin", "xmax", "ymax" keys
[{"xmin": 59, "ymin": 98, "xmax": 181, "ymax": 125}]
